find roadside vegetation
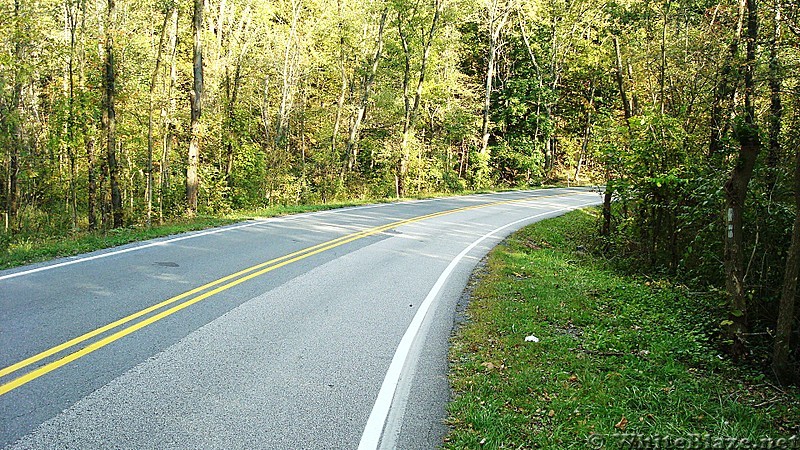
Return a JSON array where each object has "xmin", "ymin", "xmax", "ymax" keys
[
  {"xmin": 3, "ymin": 0, "xmax": 799, "ymax": 392},
  {"xmin": 0, "ymin": 186, "xmax": 551, "ymax": 270},
  {"xmin": 0, "ymin": 200, "xmax": 378, "ymax": 269},
  {"xmin": 446, "ymin": 209, "xmax": 800, "ymax": 448}
]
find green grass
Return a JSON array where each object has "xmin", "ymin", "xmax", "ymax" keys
[{"xmin": 445, "ymin": 208, "xmax": 799, "ymax": 449}]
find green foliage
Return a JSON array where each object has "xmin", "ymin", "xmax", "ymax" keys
[
  {"xmin": 491, "ymin": 137, "xmax": 545, "ymax": 186},
  {"xmin": 1, "ymin": 0, "xmax": 798, "ymax": 379}
]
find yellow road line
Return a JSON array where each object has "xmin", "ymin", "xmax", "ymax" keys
[
  {"xmin": 0, "ymin": 228, "xmax": 372, "ymax": 380},
  {"xmin": 0, "ymin": 191, "xmax": 583, "ymax": 396}
]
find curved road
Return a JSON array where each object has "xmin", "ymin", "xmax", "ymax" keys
[{"xmin": 0, "ymin": 188, "xmax": 601, "ymax": 449}]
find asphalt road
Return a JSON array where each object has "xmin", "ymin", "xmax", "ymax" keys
[{"xmin": 0, "ymin": 188, "xmax": 602, "ymax": 449}]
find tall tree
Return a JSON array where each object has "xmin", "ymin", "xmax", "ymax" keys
[
  {"xmin": 187, "ymin": 0, "xmax": 204, "ymax": 214},
  {"xmin": 766, "ymin": 0, "xmax": 782, "ymax": 192},
  {"xmin": 396, "ymin": 0, "xmax": 444, "ymax": 197},
  {"xmin": 345, "ymin": 6, "xmax": 389, "ymax": 169},
  {"xmin": 480, "ymin": 0, "xmax": 511, "ymax": 155},
  {"xmin": 723, "ymin": 0, "xmax": 760, "ymax": 357},
  {"xmin": 709, "ymin": 0, "xmax": 746, "ymax": 157},
  {"xmin": 161, "ymin": 6, "xmax": 179, "ymax": 223},
  {"xmin": 331, "ymin": 0, "xmax": 348, "ymax": 158},
  {"xmin": 4, "ymin": 0, "xmax": 23, "ymax": 232},
  {"xmin": 147, "ymin": 5, "xmax": 172, "ymax": 226},
  {"xmin": 773, "ymin": 89, "xmax": 799, "ymax": 383},
  {"xmin": 104, "ymin": 0, "xmax": 123, "ymax": 228},
  {"xmin": 275, "ymin": 0, "xmax": 301, "ymax": 150},
  {"xmin": 221, "ymin": 3, "xmax": 252, "ymax": 188}
]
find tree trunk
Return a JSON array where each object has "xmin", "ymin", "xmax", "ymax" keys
[
  {"xmin": 147, "ymin": 9, "xmax": 170, "ymax": 226},
  {"xmin": 223, "ymin": 13, "xmax": 250, "ymax": 189},
  {"xmin": 346, "ymin": 8, "xmax": 388, "ymax": 169},
  {"xmin": 103, "ymin": 0, "xmax": 123, "ymax": 228},
  {"xmin": 480, "ymin": 1, "xmax": 509, "ymax": 155},
  {"xmin": 6, "ymin": 0, "xmax": 23, "ymax": 232},
  {"xmin": 659, "ymin": 1, "xmax": 671, "ymax": 115},
  {"xmin": 724, "ymin": 0, "xmax": 759, "ymax": 358},
  {"xmin": 766, "ymin": 1, "xmax": 782, "ymax": 193},
  {"xmin": 87, "ymin": 137, "xmax": 97, "ymax": 230},
  {"xmin": 224, "ymin": 63, "xmax": 242, "ymax": 187},
  {"xmin": 397, "ymin": 10, "xmax": 412, "ymax": 198},
  {"xmin": 602, "ymin": 36, "xmax": 633, "ymax": 238},
  {"xmin": 601, "ymin": 190, "xmax": 612, "ymax": 236},
  {"xmin": 275, "ymin": 0, "xmax": 301, "ymax": 150},
  {"xmin": 187, "ymin": 0, "xmax": 204, "ymax": 214},
  {"xmin": 574, "ymin": 84, "xmax": 595, "ymax": 181},
  {"xmin": 331, "ymin": 0, "xmax": 347, "ymax": 158},
  {"xmin": 709, "ymin": 0, "xmax": 746, "ymax": 157},
  {"xmin": 396, "ymin": 0, "xmax": 442, "ymax": 198},
  {"xmin": 66, "ymin": 1, "xmax": 79, "ymax": 229},
  {"xmin": 772, "ymin": 81, "xmax": 800, "ymax": 384},
  {"xmin": 613, "ymin": 36, "xmax": 632, "ymax": 127},
  {"xmin": 161, "ymin": 7, "xmax": 178, "ymax": 223}
]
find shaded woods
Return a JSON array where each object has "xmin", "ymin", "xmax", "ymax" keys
[{"xmin": 1, "ymin": 0, "xmax": 799, "ymax": 381}]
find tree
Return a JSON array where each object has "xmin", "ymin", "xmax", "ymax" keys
[
  {"xmin": 345, "ymin": 6, "xmax": 389, "ymax": 169},
  {"xmin": 479, "ymin": 0, "xmax": 511, "ymax": 156},
  {"xmin": 3, "ymin": 0, "xmax": 24, "ymax": 232},
  {"xmin": 773, "ymin": 97, "xmax": 799, "ymax": 383},
  {"xmin": 395, "ymin": 0, "xmax": 444, "ymax": 197},
  {"xmin": 722, "ymin": 0, "xmax": 760, "ymax": 357},
  {"xmin": 147, "ymin": 4, "xmax": 173, "ymax": 226},
  {"xmin": 187, "ymin": 0, "xmax": 204, "ymax": 214},
  {"xmin": 104, "ymin": 0, "xmax": 123, "ymax": 228}
]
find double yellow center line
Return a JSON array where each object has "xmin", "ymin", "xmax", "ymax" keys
[{"xmin": 0, "ymin": 192, "xmax": 579, "ymax": 396}]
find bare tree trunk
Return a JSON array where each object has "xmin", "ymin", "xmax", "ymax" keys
[
  {"xmin": 103, "ymin": 0, "xmax": 122, "ymax": 228},
  {"xmin": 187, "ymin": 0, "xmax": 204, "ymax": 214},
  {"xmin": 397, "ymin": 11, "xmax": 412, "ymax": 198},
  {"xmin": 518, "ymin": 17, "xmax": 547, "ymax": 149},
  {"xmin": 147, "ymin": 9, "xmax": 170, "ymax": 227},
  {"xmin": 724, "ymin": 0, "xmax": 760, "ymax": 358},
  {"xmin": 346, "ymin": 8, "xmax": 388, "ymax": 169},
  {"xmin": 627, "ymin": 61, "xmax": 640, "ymax": 116},
  {"xmin": 602, "ymin": 36, "xmax": 634, "ymax": 237}
]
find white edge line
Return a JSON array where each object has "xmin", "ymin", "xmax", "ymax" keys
[
  {"xmin": 0, "ymin": 201, "xmax": 407, "ymax": 282},
  {"xmin": 357, "ymin": 200, "xmax": 599, "ymax": 449},
  {"xmin": 0, "ymin": 221, "xmax": 265, "ymax": 282},
  {"xmin": 0, "ymin": 189, "xmax": 590, "ymax": 282}
]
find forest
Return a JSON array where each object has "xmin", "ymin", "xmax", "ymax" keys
[{"xmin": 1, "ymin": 0, "xmax": 799, "ymax": 381}]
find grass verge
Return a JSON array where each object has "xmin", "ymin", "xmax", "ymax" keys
[{"xmin": 445, "ymin": 208, "xmax": 799, "ymax": 449}]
